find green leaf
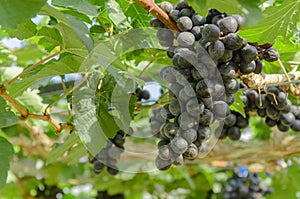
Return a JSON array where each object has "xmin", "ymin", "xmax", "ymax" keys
[
  {"xmin": 231, "ymin": 91, "xmax": 246, "ymax": 117},
  {"xmin": 73, "ymin": 73, "xmax": 117, "ymax": 156},
  {"xmin": 188, "ymin": 0, "xmax": 242, "ymax": 15},
  {"xmin": 13, "ymin": 44, "xmax": 48, "ymax": 66},
  {"xmin": 52, "ymin": 0, "xmax": 99, "ymax": 16},
  {"xmin": 47, "ymin": 133, "xmax": 80, "ymax": 164},
  {"xmin": 0, "ymin": 0, "xmax": 46, "ymax": 29},
  {"xmin": 0, "ymin": 136, "xmax": 14, "ymax": 189},
  {"xmin": 5, "ymin": 20, "xmax": 37, "ymax": 40},
  {"xmin": 16, "ymin": 89, "xmax": 45, "ymax": 114},
  {"xmin": 106, "ymin": 0, "xmax": 132, "ymax": 29},
  {"xmin": 8, "ymin": 54, "xmax": 83, "ymax": 97},
  {"xmin": 66, "ymin": 144, "xmax": 87, "ymax": 165},
  {"xmin": 239, "ymin": 0, "xmax": 300, "ymax": 43},
  {"xmin": 0, "ymin": 97, "xmax": 19, "ymax": 128},
  {"xmin": 37, "ymin": 27, "xmax": 62, "ymax": 52}
]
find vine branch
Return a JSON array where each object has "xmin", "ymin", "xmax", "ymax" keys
[
  {"xmin": 0, "ymin": 84, "xmax": 73, "ymax": 133},
  {"xmin": 133, "ymin": 0, "xmax": 179, "ymax": 32}
]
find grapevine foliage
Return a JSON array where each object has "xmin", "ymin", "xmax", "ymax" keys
[{"xmin": 0, "ymin": 0, "xmax": 299, "ymax": 198}]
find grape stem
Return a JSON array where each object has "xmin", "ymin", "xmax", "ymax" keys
[
  {"xmin": 133, "ymin": 0, "xmax": 179, "ymax": 32},
  {"xmin": 240, "ymin": 71, "xmax": 300, "ymax": 97},
  {"xmin": 0, "ymin": 84, "xmax": 73, "ymax": 133}
]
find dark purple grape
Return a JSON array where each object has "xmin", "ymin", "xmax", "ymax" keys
[
  {"xmin": 266, "ymin": 105, "xmax": 280, "ymax": 120},
  {"xmin": 179, "ymin": 7, "xmax": 194, "ymax": 17},
  {"xmin": 257, "ymin": 108, "xmax": 267, "ymax": 117},
  {"xmin": 227, "ymin": 126, "xmax": 241, "ymax": 140},
  {"xmin": 186, "ymin": 98, "xmax": 204, "ymax": 117},
  {"xmin": 196, "ymin": 79, "xmax": 211, "ymax": 98},
  {"xmin": 254, "ymin": 60, "xmax": 263, "ymax": 74},
  {"xmin": 175, "ymin": 0, "xmax": 190, "ymax": 10},
  {"xmin": 279, "ymin": 112, "xmax": 295, "ymax": 126},
  {"xmin": 180, "ymin": 128, "xmax": 197, "ymax": 144},
  {"xmin": 201, "ymin": 24, "xmax": 220, "ymax": 42},
  {"xmin": 208, "ymin": 40, "xmax": 225, "ymax": 60},
  {"xmin": 158, "ymin": 145, "xmax": 171, "ymax": 160},
  {"xmin": 150, "ymin": 17, "xmax": 164, "ymax": 28},
  {"xmin": 173, "ymin": 154, "xmax": 184, "ymax": 165},
  {"xmin": 169, "ymin": 99, "xmax": 181, "ymax": 117},
  {"xmin": 225, "ymin": 113, "xmax": 237, "ymax": 127},
  {"xmin": 205, "ymin": 9, "xmax": 222, "ymax": 23},
  {"xmin": 263, "ymin": 48, "xmax": 280, "ymax": 62},
  {"xmin": 226, "ymin": 93, "xmax": 235, "ymax": 105},
  {"xmin": 156, "ymin": 28, "xmax": 174, "ymax": 47},
  {"xmin": 225, "ymin": 78, "xmax": 239, "ymax": 94},
  {"xmin": 217, "ymin": 16, "xmax": 238, "ymax": 35},
  {"xmin": 212, "ymin": 101, "xmax": 230, "ymax": 120},
  {"xmin": 169, "ymin": 9, "xmax": 180, "ymax": 21},
  {"xmin": 191, "ymin": 26, "xmax": 201, "ymax": 40},
  {"xmin": 241, "ymin": 45, "xmax": 258, "ymax": 63},
  {"xmin": 292, "ymin": 120, "xmax": 300, "ymax": 131},
  {"xmin": 235, "ymin": 114, "xmax": 249, "ymax": 128},
  {"xmin": 158, "ymin": 1, "xmax": 174, "ymax": 13},
  {"xmin": 218, "ymin": 62, "xmax": 236, "ymax": 80},
  {"xmin": 199, "ymin": 109, "xmax": 214, "ymax": 125},
  {"xmin": 94, "ymin": 161, "xmax": 105, "ymax": 174},
  {"xmin": 277, "ymin": 121, "xmax": 289, "ymax": 132},
  {"xmin": 231, "ymin": 14, "xmax": 245, "ymax": 29},
  {"xmin": 163, "ymin": 122, "xmax": 179, "ymax": 138},
  {"xmin": 177, "ymin": 32, "xmax": 195, "ymax": 47},
  {"xmin": 191, "ymin": 64, "xmax": 208, "ymax": 81},
  {"xmin": 160, "ymin": 66, "xmax": 175, "ymax": 83},
  {"xmin": 219, "ymin": 49, "xmax": 233, "ymax": 63},
  {"xmin": 265, "ymin": 117, "xmax": 277, "ymax": 127},
  {"xmin": 239, "ymin": 60, "xmax": 255, "ymax": 74},
  {"xmin": 178, "ymin": 111, "xmax": 197, "ymax": 130},
  {"xmin": 170, "ymin": 136, "xmax": 188, "ymax": 154},
  {"xmin": 192, "ymin": 14, "xmax": 206, "ymax": 26},
  {"xmin": 177, "ymin": 16, "xmax": 193, "ymax": 31},
  {"xmin": 198, "ymin": 125, "xmax": 212, "ymax": 141},
  {"xmin": 183, "ymin": 143, "xmax": 198, "ymax": 160},
  {"xmin": 107, "ymin": 167, "xmax": 119, "ymax": 175},
  {"xmin": 155, "ymin": 156, "xmax": 172, "ymax": 170}
]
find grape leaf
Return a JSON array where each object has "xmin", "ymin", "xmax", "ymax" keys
[
  {"xmin": 0, "ymin": 97, "xmax": 19, "ymax": 128},
  {"xmin": 66, "ymin": 144, "xmax": 87, "ymax": 165},
  {"xmin": 8, "ymin": 54, "xmax": 84, "ymax": 97},
  {"xmin": 47, "ymin": 133, "xmax": 80, "ymax": 164},
  {"xmin": 16, "ymin": 89, "xmax": 46, "ymax": 114},
  {"xmin": 5, "ymin": 20, "xmax": 37, "ymax": 40},
  {"xmin": 231, "ymin": 91, "xmax": 246, "ymax": 117},
  {"xmin": 52, "ymin": 0, "xmax": 99, "ymax": 16},
  {"xmin": 37, "ymin": 27, "xmax": 62, "ymax": 52},
  {"xmin": 239, "ymin": 0, "xmax": 300, "ymax": 43},
  {"xmin": 188, "ymin": 0, "xmax": 242, "ymax": 15},
  {"xmin": 106, "ymin": 0, "xmax": 132, "ymax": 30},
  {"xmin": 0, "ymin": 136, "xmax": 14, "ymax": 189},
  {"xmin": 0, "ymin": 0, "xmax": 46, "ymax": 29}
]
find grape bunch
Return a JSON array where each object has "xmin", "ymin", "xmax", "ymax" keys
[
  {"xmin": 221, "ymin": 166, "xmax": 274, "ymax": 199},
  {"xmin": 90, "ymin": 130, "xmax": 127, "ymax": 176},
  {"xmin": 36, "ymin": 183, "xmax": 64, "ymax": 199},
  {"xmin": 241, "ymin": 87, "xmax": 300, "ymax": 132}
]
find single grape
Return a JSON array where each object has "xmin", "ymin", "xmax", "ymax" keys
[
  {"xmin": 178, "ymin": 85, "xmax": 195, "ymax": 102},
  {"xmin": 201, "ymin": 24, "xmax": 220, "ymax": 42},
  {"xmin": 266, "ymin": 105, "xmax": 280, "ymax": 120},
  {"xmin": 239, "ymin": 60, "xmax": 256, "ymax": 74},
  {"xmin": 196, "ymin": 79, "xmax": 211, "ymax": 98},
  {"xmin": 155, "ymin": 156, "xmax": 172, "ymax": 170},
  {"xmin": 292, "ymin": 120, "xmax": 300, "ymax": 132},
  {"xmin": 208, "ymin": 40, "xmax": 225, "ymax": 60},
  {"xmin": 241, "ymin": 45, "xmax": 258, "ymax": 64},
  {"xmin": 205, "ymin": 9, "xmax": 222, "ymax": 23},
  {"xmin": 107, "ymin": 166, "xmax": 119, "ymax": 175},
  {"xmin": 186, "ymin": 98, "xmax": 204, "ymax": 117},
  {"xmin": 265, "ymin": 117, "xmax": 277, "ymax": 127},
  {"xmin": 279, "ymin": 112, "xmax": 295, "ymax": 126},
  {"xmin": 219, "ymin": 49, "xmax": 233, "ymax": 63},
  {"xmin": 231, "ymin": 14, "xmax": 245, "ymax": 29},
  {"xmin": 254, "ymin": 60, "xmax": 263, "ymax": 74},
  {"xmin": 191, "ymin": 64, "xmax": 208, "ymax": 81},
  {"xmin": 156, "ymin": 28, "xmax": 174, "ymax": 47},
  {"xmin": 170, "ymin": 136, "xmax": 188, "ymax": 154},
  {"xmin": 201, "ymin": 97, "xmax": 213, "ymax": 109},
  {"xmin": 235, "ymin": 114, "xmax": 249, "ymax": 128},
  {"xmin": 178, "ymin": 111, "xmax": 197, "ymax": 130},
  {"xmin": 227, "ymin": 126, "xmax": 241, "ymax": 140},
  {"xmin": 183, "ymin": 143, "xmax": 198, "ymax": 160},
  {"xmin": 177, "ymin": 16, "xmax": 193, "ymax": 31},
  {"xmin": 212, "ymin": 101, "xmax": 230, "ymax": 120},
  {"xmin": 180, "ymin": 128, "xmax": 197, "ymax": 144},
  {"xmin": 175, "ymin": 0, "xmax": 190, "ymax": 10},
  {"xmin": 217, "ymin": 16, "xmax": 238, "ymax": 35},
  {"xmin": 158, "ymin": 145, "xmax": 171, "ymax": 160},
  {"xmin": 212, "ymin": 14, "xmax": 224, "ymax": 25},
  {"xmin": 141, "ymin": 90, "xmax": 150, "ymax": 100},
  {"xmin": 169, "ymin": 9, "xmax": 180, "ymax": 21},
  {"xmin": 173, "ymin": 154, "xmax": 184, "ymax": 165},
  {"xmin": 169, "ymin": 99, "xmax": 181, "ymax": 117},
  {"xmin": 192, "ymin": 14, "xmax": 206, "ymax": 26},
  {"xmin": 163, "ymin": 122, "xmax": 179, "ymax": 138},
  {"xmin": 257, "ymin": 108, "xmax": 267, "ymax": 117},
  {"xmin": 218, "ymin": 62, "xmax": 236, "ymax": 80},
  {"xmin": 150, "ymin": 17, "xmax": 165, "ymax": 28},
  {"xmin": 225, "ymin": 113, "xmax": 237, "ymax": 127},
  {"xmin": 158, "ymin": 1, "xmax": 174, "ymax": 13},
  {"xmin": 157, "ymin": 139, "xmax": 170, "ymax": 148},
  {"xmin": 179, "ymin": 7, "xmax": 194, "ymax": 17},
  {"xmin": 226, "ymin": 93, "xmax": 235, "ymax": 105},
  {"xmin": 160, "ymin": 66, "xmax": 176, "ymax": 83},
  {"xmin": 93, "ymin": 161, "xmax": 105, "ymax": 174},
  {"xmin": 225, "ymin": 78, "xmax": 239, "ymax": 94},
  {"xmin": 191, "ymin": 26, "xmax": 201, "ymax": 40},
  {"xmin": 198, "ymin": 125, "xmax": 212, "ymax": 141},
  {"xmin": 177, "ymin": 32, "xmax": 195, "ymax": 47},
  {"xmin": 199, "ymin": 109, "xmax": 214, "ymax": 125},
  {"xmin": 277, "ymin": 121, "xmax": 290, "ymax": 132}
]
